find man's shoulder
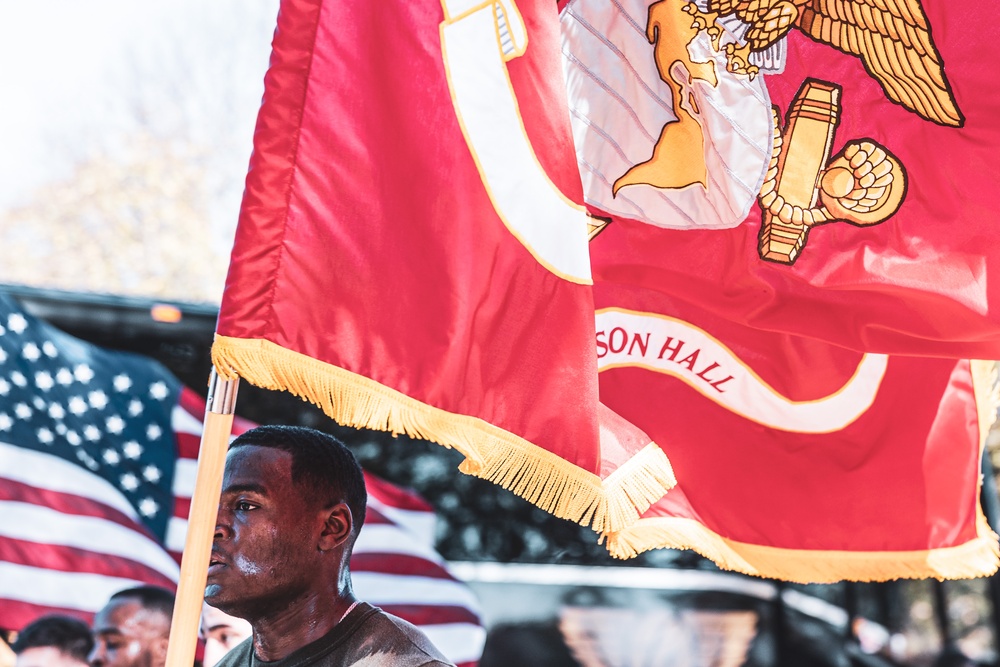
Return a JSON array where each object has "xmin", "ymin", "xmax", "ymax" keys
[
  {"xmin": 211, "ymin": 635, "xmax": 254, "ymax": 666},
  {"xmin": 207, "ymin": 606, "xmax": 454, "ymax": 667},
  {"xmin": 343, "ymin": 606, "xmax": 454, "ymax": 666}
]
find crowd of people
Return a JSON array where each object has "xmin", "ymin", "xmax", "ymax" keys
[
  {"xmin": 4, "ymin": 425, "xmax": 455, "ymax": 667},
  {"xmin": 9, "ymin": 591, "xmax": 250, "ymax": 667}
]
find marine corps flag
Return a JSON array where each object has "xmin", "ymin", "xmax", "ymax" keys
[
  {"xmin": 593, "ymin": 283, "xmax": 1000, "ymax": 583},
  {"xmin": 212, "ymin": 0, "xmax": 673, "ymax": 532},
  {"xmin": 570, "ymin": 0, "xmax": 1000, "ymax": 358}
]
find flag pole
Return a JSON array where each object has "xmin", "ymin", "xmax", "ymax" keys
[{"xmin": 165, "ymin": 368, "xmax": 239, "ymax": 667}]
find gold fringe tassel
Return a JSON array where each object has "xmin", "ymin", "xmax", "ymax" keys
[
  {"xmin": 607, "ymin": 359, "xmax": 1000, "ymax": 582},
  {"xmin": 605, "ymin": 514, "xmax": 1000, "ymax": 584},
  {"xmin": 212, "ymin": 335, "xmax": 675, "ymax": 534}
]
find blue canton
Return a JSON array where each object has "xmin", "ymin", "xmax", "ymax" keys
[{"xmin": 0, "ymin": 293, "xmax": 179, "ymax": 540}]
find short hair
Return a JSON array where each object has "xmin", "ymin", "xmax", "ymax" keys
[
  {"xmin": 110, "ymin": 585, "xmax": 175, "ymax": 620},
  {"xmin": 229, "ymin": 425, "xmax": 367, "ymax": 535},
  {"xmin": 11, "ymin": 615, "xmax": 93, "ymax": 660}
]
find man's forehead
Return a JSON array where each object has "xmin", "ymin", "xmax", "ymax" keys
[
  {"xmin": 225, "ymin": 445, "xmax": 292, "ymax": 473},
  {"xmin": 93, "ymin": 598, "xmax": 143, "ymax": 633},
  {"xmin": 223, "ymin": 446, "xmax": 295, "ymax": 489},
  {"xmin": 94, "ymin": 597, "xmax": 171, "ymax": 637}
]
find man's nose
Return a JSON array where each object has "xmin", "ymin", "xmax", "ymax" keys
[
  {"xmin": 214, "ymin": 506, "xmax": 232, "ymax": 540},
  {"xmin": 88, "ymin": 640, "xmax": 106, "ymax": 666}
]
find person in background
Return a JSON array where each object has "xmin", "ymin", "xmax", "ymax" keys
[
  {"xmin": 206, "ymin": 425, "xmax": 453, "ymax": 666},
  {"xmin": 12, "ymin": 615, "xmax": 93, "ymax": 667},
  {"xmin": 89, "ymin": 586, "xmax": 173, "ymax": 667},
  {"xmin": 200, "ymin": 604, "xmax": 251, "ymax": 667}
]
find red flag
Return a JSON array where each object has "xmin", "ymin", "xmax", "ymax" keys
[
  {"xmin": 593, "ymin": 284, "xmax": 999, "ymax": 583},
  {"xmin": 213, "ymin": 0, "xmax": 673, "ymax": 531},
  {"xmin": 572, "ymin": 0, "xmax": 1000, "ymax": 357}
]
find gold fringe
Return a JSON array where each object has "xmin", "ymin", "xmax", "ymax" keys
[
  {"xmin": 212, "ymin": 335, "xmax": 675, "ymax": 533},
  {"xmin": 607, "ymin": 360, "xmax": 1000, "ymax": 582},
  {"xmin": 605, "ymin": 515, "xmax": 1000, "ymax": 584}
]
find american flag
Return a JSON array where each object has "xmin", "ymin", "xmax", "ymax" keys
[{"xmin": 0, "ymin": 293, "xmax": 484, "ymax": 666}]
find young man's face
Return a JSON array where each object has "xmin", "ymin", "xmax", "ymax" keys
[
  {"xmin": 201, "ymin": 604, "xmax": 252, "ymax": 667},
  {"xmin": 206, "ymin": 445, "xmax": 330, "ymax": 618},
  {"xmin": 88, "ymin": 598, "xmax": 169, "ymax": 667}
]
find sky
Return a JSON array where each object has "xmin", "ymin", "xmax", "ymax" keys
[
  {"xmin": 0, "ymin": 0, "xmax": 280, "ymax": 301},
  {"xmin": 0, "ymin": 1, "xmax": 279, "ymax": 207}
]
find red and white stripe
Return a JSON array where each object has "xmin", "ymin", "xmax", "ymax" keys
[
  {"xmin": 2, "ymin": 387, "xmax": 483, "ymax": 665},
  {"xmin": 360, "ymin": 480, "xmax": 486, "ymax": 667},
  {"xmin": 0, "ymin": 440, "xmax": 179, "ymax": 628}
]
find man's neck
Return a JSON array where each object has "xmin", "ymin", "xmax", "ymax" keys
[{"xmin": 250, "ymin": 585, "xmax": 358, "ymax": 662}]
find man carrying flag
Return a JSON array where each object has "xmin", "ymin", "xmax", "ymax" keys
[
  {"xmin": 0, "ymin": 291, "xmax": 485, "ymax": 666},
  {"xmin": 208, "ymin": 425, "xmax": 454, "ymax": 666}
]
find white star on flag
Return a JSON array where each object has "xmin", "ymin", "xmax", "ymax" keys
[
  {"xmin": 55, "ymin": 368, "xmax": 73, "ymax": 385},
  {"xmin": 120, "ymin": 473, "xmax": 140, "ymax": 492},
  {"xmin": 106, "ymin": 415, "xmax": 125, "ymax": 435},
  {"xmin": 142, "ymin": 465, "xmax": 162, "ymax": 483},
  {"xmin": 138, "ymin": 497, "xmax": 159, "ymax": 518},
  {"xmin": 22, "ymin": 343, "xmax": 41, "ymax": 362},
  {"xmin": 41, "ymin": 341, "xmax": 57, "ymax": 357},
  {"xmin": 83, "ymin": 425, "xmax": 101, "ymax": 441},
  {"xmin": 147, "ymin": 424, "xmax": 162, "ymax": 440},
  {"xmin": 14, "ymin": 403, "xmax": 31, "ymax": 420},
  {"xmin": 0, "ymin": 414, "xmax": 12, "ymax": 431},
  {"xmin": 123, "ymin": 441, "xmax": 143, "ymax": 459},
  {"xmin": 88, "ymin": 390, "xmax": 109, "ymax": 410},
  {"xmin": 68, "ymin": 396, "xmax": 87, "ymax": 415},
  {"xmin": 37, "ymin": 428, "xmax": 54, "ymax": 445},
  {"xmin": 10, "ymin": 372, "xmax": 27, "ymax": 387},
  {"xmin": 74, "ymin": 364, "xmax": 95, "ymax": 383},
  {"xmin": 149, "ymin": 381, "xmax": 168, "ymax": 400},
  {"xmin": 103, "ymin": 449, "xmax": 121, "ymax": 465},
  {"xmin": 113, "ymin": 374, "xmax": 132, "ymax": 392},
  {"xmin": 35, "ymin": 371, "xmax": 54, "ymax": 391},
  {"xmin": 7, "ymin": 313, "xmax": 27, "ymax": 333}
]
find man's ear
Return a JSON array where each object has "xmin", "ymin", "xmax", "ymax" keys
[{"xmin": 318, "ymin": 503, "xmax": 353, "ymax": 551}]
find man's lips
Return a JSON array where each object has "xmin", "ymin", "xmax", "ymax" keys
[{"xmin": 207, "ymin": 552, "xmax": 229, "ymax": 576}]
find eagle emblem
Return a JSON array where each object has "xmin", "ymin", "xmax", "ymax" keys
[
  {"xmin": 701, "ymin": 0, "xmax": 963, "ymax": 127},
  {"xmin": 561, "ymin": 0, "xmax": 957, "ymax": 255}
]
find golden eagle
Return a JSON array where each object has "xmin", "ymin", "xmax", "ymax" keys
[{"xmin": 709, "ymin": 0, "xmax": 962, "ymax": 126}]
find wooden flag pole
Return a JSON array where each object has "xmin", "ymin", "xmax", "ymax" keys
[{"xmin": 165, "ymin": 368, "xmax": 239, "ymax": 667}]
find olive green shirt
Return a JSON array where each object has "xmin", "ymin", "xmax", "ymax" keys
[{"xmin": 214, "ymin": 603, "xmax": 454, "ymax": 667}]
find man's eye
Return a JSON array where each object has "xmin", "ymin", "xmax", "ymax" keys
[{"xmin": 235, "ymin": 501, "xmax": 257, "ymax": 511}]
